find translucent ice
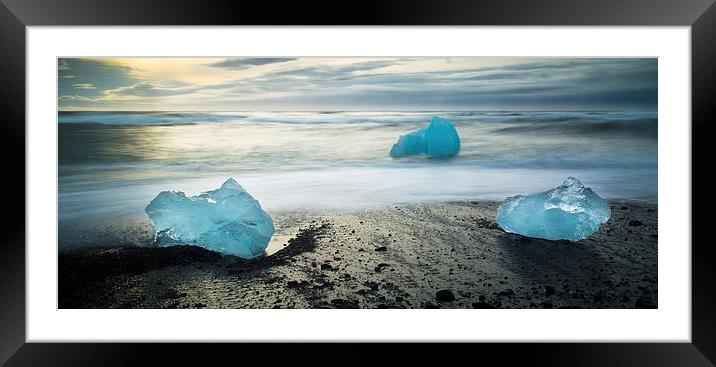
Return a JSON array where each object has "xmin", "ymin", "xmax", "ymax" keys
[
  {"xmin": 390, "ymin": 116, "xmax": 460, "ymax": 158},
  {"xmin": 496, "ymin": 177, "xmax": 611, "ymax": 241},
  {"xmin": 145, "ymin": 178, "xmax": 275, "ymax": 258}
]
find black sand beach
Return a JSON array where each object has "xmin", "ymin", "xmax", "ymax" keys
[{"xmin": 58, "ymin": 200, "xmax": 657, "ymax": 309}]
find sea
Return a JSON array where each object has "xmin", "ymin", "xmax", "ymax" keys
[{"xmin": 58, "ymin": 111, "xmax": 657, "ymax": 231}]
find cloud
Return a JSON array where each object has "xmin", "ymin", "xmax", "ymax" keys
[
  {"xmin": 60, "ymin": 81, "xmax": 195, "ymax": 104},
  {"xmin": 58, "ymin": 58, "xmax": 141, "ymax": 101},
  {"xmin": 58, "ymin": 59, "xmax": 71, "ymax": 70},
  {"xmin": 259, "ymin": 59, "xmax": 405, "ymax": 80},
  {"xmin": 209, "ymin": 58, "xmax": 298, "ymax": 69},
  {"xmin": 97, "ymin": 81, "xmax": 199, "ymax": 102},
  {"xmin": 73, "ymin": 83, "xmax": 96, "ymax": 90},
  {"xmin": 59, "ymin": 95, "xmax": 95, "ymax": 102},
  {"xmin": 58, "ymin": 57, "xmax": 658, "ymax": 111}
]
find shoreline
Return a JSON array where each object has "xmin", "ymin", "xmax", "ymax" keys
[{"xmin": 59, "ymin": 199, "xmax": 658, "ymax": 309}]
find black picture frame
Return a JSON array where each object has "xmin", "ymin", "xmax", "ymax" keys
[{"xmin": 2, "ymin": 0, "xmax": 714, "ymax": 365}]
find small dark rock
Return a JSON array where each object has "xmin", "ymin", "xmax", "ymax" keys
[
  {"xmin": 498, "ymin": 289, "xmax": 515, "ymax": 297},
  {"xmin": 436, "ymin": 289, "xmax": 456, "ymax": 302},
  {"xmin": 320, "ymin": 263, "xmax": 333, "ymax": 271},
  {"xmin": 628, "ymin": 220, "xmax": 643, "ymax": 227},
  {"xmin": 374, "ymin": 246, "xmax": 388, "ymax": 252},
  {"xmin": 286, "ymin": 280, "xmax": 307, "ymax": 289},
  {"xmin": 544, "ymin": 285, "xmax": 556, "ymax": 296},
  {"xmin": 374, "ymin": 263, "xmax": 390, "ymax": 272},
  {"xmin": 472, "ymin": 302, "xmax": 496, "ymax": 309},
  {"xmin": 331, "ymin": 298, "xmax": 358, "ymax": 309}
]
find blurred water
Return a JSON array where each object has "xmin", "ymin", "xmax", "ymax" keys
[{"xmin": 58, "ymin": 111, "xmax": 657, "ymax": 232}]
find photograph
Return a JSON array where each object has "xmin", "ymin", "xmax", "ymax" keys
[{"xmin": 57, "ymin": 56, "xmax": 658, "ymax": 309}]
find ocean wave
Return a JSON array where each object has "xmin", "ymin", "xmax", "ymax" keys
[
  {"xmin": 58, "ymin": 111, "xmax": 657, "ymax": 127},
  {"xmin": 58, "ymin": 111, "xmax": 246, "ymax": 125},
  {"xmin": 489, "ymin": 118, "xmax": 657, "ymax": 137}
]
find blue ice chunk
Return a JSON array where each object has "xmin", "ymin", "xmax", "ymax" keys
[
  {"xmin": 496, "ymin": 177, "xmax": 611, "ymax": 241},
  {"xmin": 390, "ymin": 127, "xmax": 428, "ymax": 157},
  {"xmin": 145, "ymin": 178, "xmax": 275, "ymax": 259},
  {"xmin": 390, "ymin": 116, "xmax": 460, "ymax": 158}
]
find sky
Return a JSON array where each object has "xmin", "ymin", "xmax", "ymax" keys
[{"xmin": 58, "ymin": 57, "xmax": 657, "ymax": 111}]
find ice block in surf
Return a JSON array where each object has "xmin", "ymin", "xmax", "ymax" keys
[
  {"xmin": 145, "ymin": 178, "xmax": 275, "ymax": 259},
  {"xmin": 496, "ymin": 177, "xmax": 611, "ymax": 241},
  {"xmin": 389, "ymin": 116, "xmax": 460, "ymax": 158}
]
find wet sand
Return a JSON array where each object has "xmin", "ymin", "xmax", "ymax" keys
[{"xmin": 59, "ymin": 200, "xmax": 657, "ymax": 309}]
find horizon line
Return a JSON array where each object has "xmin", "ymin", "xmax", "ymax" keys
[{"xmin": 58, "ymin": 109, "xmax": 659, "ymax": 113}]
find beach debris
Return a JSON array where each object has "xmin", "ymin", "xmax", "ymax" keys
[
  {"xmin": 389, "ymin": 116, "xmax": 460, "ymax": 158},
  {"xmin": 145, "ymin": 178, "xmax": 275, "ymax": 259},
  {"xmin": 495, "ymin": 177, "xmax": 611, "ymax": 241}
]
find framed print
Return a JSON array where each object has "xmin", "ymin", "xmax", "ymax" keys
[{"xmin": 2, "ymin": 0, "xmax": 715, "ymax": 365}]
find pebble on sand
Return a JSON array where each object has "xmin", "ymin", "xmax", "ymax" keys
[{"xmin": 436, "ymin": 289, "xmax": 456, "ymax": 302}]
